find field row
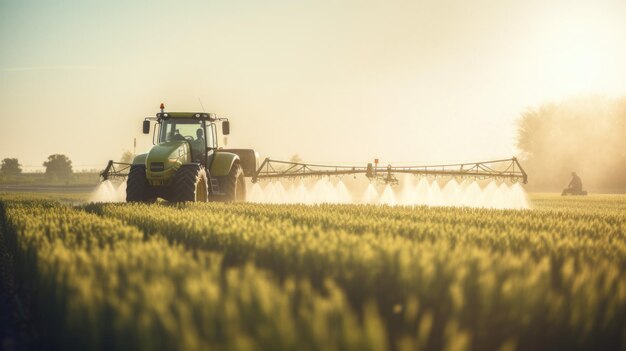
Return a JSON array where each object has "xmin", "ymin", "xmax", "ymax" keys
[
  {"xmin": 1, "ymin": 198, "xmax": 387, "ymax": 351},
  {"xmin": 83, "ymin": 197, "xmax": 626, "ymax": 350},
  {"xmin": 1, "ymin": 194, "xmax": 625, "ymax": 350}
]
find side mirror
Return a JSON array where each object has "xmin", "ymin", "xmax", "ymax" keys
[
  {"xmin": 222, "ymin": 121, "xmax": 230, "ymax": 135},
  {"xmin": 142, "ymin": 120, "xmax": 150, "ymax": 134}
]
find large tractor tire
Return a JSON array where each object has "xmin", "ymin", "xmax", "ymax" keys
[
  {"xmin": 126, "ymin": 165, "xmax": 155, "ymax": 202},
  {"xmin": 222, "ymin": 163, "xmax": 246, "ymax": 202},
  {"xmin": 171, "ymin": 164, "xmax": 208, "ymax": 202}
]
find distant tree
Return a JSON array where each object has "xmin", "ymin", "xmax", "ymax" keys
[
  {"xmin": 43, "ymin": 154, "xmax": 73, "ymax": 180},
  {"xmin": 0, "ymin": 158, "xmax": 22, "ymax": 175},
  {"xmin": 289, "ymin": 154, "xmax": 303, "ymax": 164},
  {"xmin": 517, "ymin": 96, "xmax": 626, "ymax": 190},
  {"xmin": 120, "ymin": 150, "xmax": 134, "ymax": 164}
]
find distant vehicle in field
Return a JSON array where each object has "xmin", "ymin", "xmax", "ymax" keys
[{"xmin": 562, "ymin": 172, "xmax": 587, "ymax": 196}]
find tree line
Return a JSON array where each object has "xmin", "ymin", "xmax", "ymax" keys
[
  {"xmin": 517, "ymin": 95, "xmax": 626, "ymax": 190},
  {"xmin": 0, "ymin": 151, "xmax": 136, "ymax": 182},
  {"xmin": 1, "ymin": 154, "xmax": 75, "ymax": 180}
]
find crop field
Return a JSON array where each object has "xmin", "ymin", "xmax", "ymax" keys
[{"xmin": 0, "ymin": 194, "xmax": 624, "ymax": 351}]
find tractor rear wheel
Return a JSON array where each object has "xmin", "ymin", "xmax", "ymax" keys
[
  {"xmin": 172, "ymin": 164, "xmax": 208, "ymax": 202},
  {"xmin": 222, "ymin": 163, "xmax": 246, "ymax": 202},
  {"xmin": 126, "ymin": 165, "xmax": 155, "ymax": 202}
]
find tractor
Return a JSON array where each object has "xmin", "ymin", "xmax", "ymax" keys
[
  {"xmin": 100, "ymin": 104, "xmax": 528, "ymax": 203},
  {"xmin": 123, "ymin": 104, "xmax": 257, "ymax": 202}
]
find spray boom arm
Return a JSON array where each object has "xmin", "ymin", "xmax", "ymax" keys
[
  {"xmin": 101, "ymin": 158, "xmax": 527, "ymax": 185},
  {"xmin": 100, "ymin": 160, "xmax": 131, "ymax": 181},
  {"xmin": 252, "ymin": 157, "xmax": 527, "ymax": 184}
]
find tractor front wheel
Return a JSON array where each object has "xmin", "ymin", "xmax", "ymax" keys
[
  {"xmin": 222, "ymin": 163, "xmax": 246, "ymax": 202},
  {"xmin": 172, "ymin": 164, "xmax": 208, "ymax": 202},
  {"xmin": 126, "ymin": 165, "xmax": 155, "ymax": 202}
]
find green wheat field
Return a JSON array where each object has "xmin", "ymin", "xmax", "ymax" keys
[{"xmin": 0, "ymin": 193, "xmax": 624, "ymax": 351}]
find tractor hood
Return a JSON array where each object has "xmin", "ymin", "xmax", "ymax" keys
[
  {"xmin": 145, "ymin": 141, "xmax": 191, "ymax": 185},
  {"xmin": 148, "ymin": 141, "xmax": 190, "ymax": 164}
]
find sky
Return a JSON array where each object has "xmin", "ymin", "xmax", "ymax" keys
[{"xmin": 1, "ymin": 0, "xmax": 626, "ymax": 171}]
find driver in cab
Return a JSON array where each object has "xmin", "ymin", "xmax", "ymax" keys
[
  {"xmin": 166, "ymin": 128, "xmax": 205, "ymax": 162},
  {"xmin": 192, "ymin": 129, "xmax": 206, "ymax": 161}
]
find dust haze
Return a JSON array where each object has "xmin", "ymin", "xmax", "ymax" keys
[
  {"xmin": 518, "ymin": 96, "xmax": 626, "ymax": 191},
  {"xmin": 1, "ymin": 0, "xmax": 626, "ymax": 192}
]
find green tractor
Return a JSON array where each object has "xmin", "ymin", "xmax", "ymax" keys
[{"xmin": 123, "ymin": 105, "xmax": 257, "ymax": 202}]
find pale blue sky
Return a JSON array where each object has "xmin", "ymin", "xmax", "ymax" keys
[{"xmin": 1, "ymin": 0, "xmax": 625, "ymax": 170}]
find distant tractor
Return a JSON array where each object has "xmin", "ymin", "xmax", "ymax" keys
[
  {"xmin": 121, "ymin": 104, "xmax": 257, "ymax": 202},
  {"xmin": 561, "ymin": 172, "xmax": 587, "ymax": 196}
]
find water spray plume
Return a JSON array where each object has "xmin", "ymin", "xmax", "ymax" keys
[
  {"xmin": 463, "ymin": 181, "xmax": 484, "ymax": 207},
  {"xmin": 92, "ymin": 175, "xmax": 529, "ymax": 209},
  {"xmin": 246, "ymin": 177, "xmax": 529, "ymax": 209},
  {"xmin": 248, "ymin": 183, "xmax": 265, "ymax": 203},
  {"xmin": 497, "ymin": 183, "xmax": 511, "ymax": 209},
  {"xmin": 379, "ymin": 185, "xmax": 397, "ymax": 205},
  {"xmin": 295, "ymin": 181, "xmax": 313, "ymax": 204},
  {"xmin": 399, "ymin": 175, "xmax": 416, "ymax": 205},
  {"xmin": 335, "ymin": 181, "xmax": 352, "ymax": 204},
  {"xmin": 414, "ymin": 178, "xmax": 431, "ymax": 205},
  {"xmin": 483, "ymin": 181, "xmax": 499, "ymax": 208},
  {"xmin": 362, "ymin": 184, "xmax": 379, "ymax": 204},
  {"xmin": 509, "ymin": 183, "xmax": 529, "ymax": 209},
  {"xmin": 442, "ymin": 179, "xmax": 462, "ymax": 206},
  {"xmin": 89, "ymin": 180, "xmax": 127, "ymax": 203},
  {"xmin": 429, "ymin": 181, "xmax": 443, "ymax": 206}
]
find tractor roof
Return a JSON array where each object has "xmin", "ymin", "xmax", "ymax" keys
[{"xmin": 156, "ymin": 112, "xmax": 217, "ymax": 120}]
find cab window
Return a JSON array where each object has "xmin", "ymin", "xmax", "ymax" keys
[
  {"xmin": 206, "ymin": 124, "xmax": 216, "ymax": 148},
  {"xmin": 161, "ymin": 120, "xmax": 203, "ymax": 142}
]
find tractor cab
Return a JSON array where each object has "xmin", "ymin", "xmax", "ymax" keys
[
  {"xmin": 163, "ymin": 119, "xmax": 209, "ymax": 164},
  {"xmin": 147, "ymin": 112, "xmax": 228, "ymax": 166}
]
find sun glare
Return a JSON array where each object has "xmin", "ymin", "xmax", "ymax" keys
[{"xmin": 538, "ymin": 12, "xmax": 620, "ymax": 96}]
